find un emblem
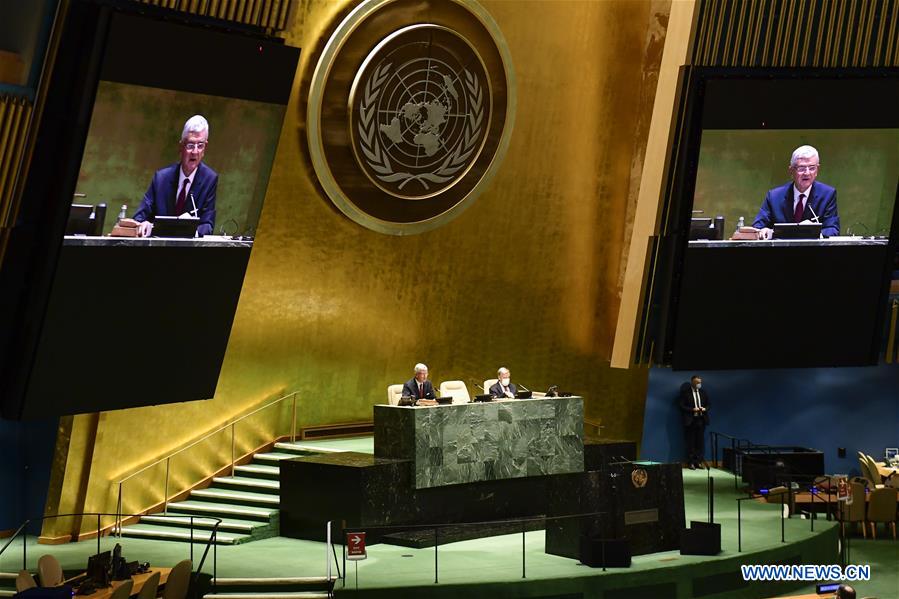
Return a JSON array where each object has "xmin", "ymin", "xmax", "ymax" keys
[
  {"xmin": 352, "ymin": 25, "xmax": 489, "ymax": 199},
  {"xmin": 307, "ymin": 0, "xmax": 515, "ymax": 234}
]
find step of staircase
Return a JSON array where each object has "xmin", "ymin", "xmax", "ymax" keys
[
  {"xmin": 252, "ymin": 452, "xmax": 302, "ymax": 464},
  {"xmin": 212, "ymin": 578, "xmax": 336, "ymax": 587},
  {"xmin": 190, "ymin": 488, "xmax": 280, "ymax": 508},
  {"xmin": 207, "ymin": 577, "xmax": 336, "ymax": 595},
  {"xmin": 139, "ymin": 515, "xmax": 267, "ymax": 534},
  {"xmin": 273, "ymin": 442, "xmax": 347, "ymax": 455},
  {"xmin": 203, "ymin": 594, "xmax": 330, "ymax": 599},
  {"xmin": 119, "ymin": 524, "xmax": 250, "ymax": 545},
  {"xmin": 212, "ymin": 476, "xmax": 280, "ymax": 494},
  {"xmin": 233, "ymin": 464, "xmax": 280, "ymax": 480},
  {"xmin": 166, "ymin": 500, "xmax": 277, "ymax": 521}
]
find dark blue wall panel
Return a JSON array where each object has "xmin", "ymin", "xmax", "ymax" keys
[
  {"xmin": 640, "ymin": 365, "xmax": 899, "ymax": 475},
  {"xmin": 0, "ymin": 418, "xmax": 57, "ymax": 534}
]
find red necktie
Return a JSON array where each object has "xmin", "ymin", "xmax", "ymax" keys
[
  {"xmin": 418, "ymin": 383, "xmax": 423, "ymax": 398},
  {"xmin": 175, "ymin": 178, "xmax": 189, "ymax": 214},
  {"xmin": 793, "ymin": 193, "xmax": 805, "ymax": 223}
]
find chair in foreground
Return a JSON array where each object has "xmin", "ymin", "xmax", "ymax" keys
[
  {"xmin": 483, "ymin": 378, "xmax": 498, "ymax": 394},
  {"xmin": 162, "ymin": 559, "xmax": 192, "ymax": 599},
  {"xmin": 15, "ymin": 570, "xmax": 37, "ymax": 592},
  {"xmin": 135, "ymin": 571, "xmax": 161, "ymax": 599},
  {"xmin": 438, "ymin": 380, "xmax": 470, "ymax": 404},
  {"xmin": 863, "ymin": 454, "xmax": 885, "ymax": 489},
  {"xmin": 866, "ymin": 487, "xmax": 898, "ymax": 540},
  {"xmin": 37, "ymin": 554, "xmax": 63, "ymax": 587},
  {"xmin": 386, "ymin": 384, "xmax": 404, "ymax": 406},
  {"xmin": 836, "ymin": 481, "xmax": 867, "ymax": 538},
  {"xmin": 108, "ymin": 579, "xmax": 134, "ymax": 599}
]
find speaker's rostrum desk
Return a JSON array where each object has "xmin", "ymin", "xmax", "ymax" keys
[
  {"xmin": 280, "ymin": 397, "xmax": 684, "ymax": 556},
  {"xmin": 374, "ymin": 396, "xmax": 585, "ymax": 488}
]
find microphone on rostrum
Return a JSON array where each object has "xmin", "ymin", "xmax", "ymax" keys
[
  {"xmin": 468, "ymin": 378, "xmax": 485, "ymax": 395},
  {"xmin": 518, "ymin": 383, "xmax": 531, "ymax": 392},
  {"xmin": 807, "ymin": 202, "xmax": 820, "ymax": 224}
]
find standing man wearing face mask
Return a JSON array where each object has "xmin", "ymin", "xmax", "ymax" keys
[
  {"xmin": 489, "ymin": 367, "xmax": 517, "ymax": 399},
  {"xmin": 679, "ymin": 375, "xmax": 710, "ymax": 469}
]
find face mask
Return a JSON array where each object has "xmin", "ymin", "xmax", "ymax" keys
[
  {"xmin": 695, "ymin": 383, "xmax": 702, "ymax": 390},
  {"xmin": 501, "ymin": 378, "xmax": 510, "ymax": 386}
]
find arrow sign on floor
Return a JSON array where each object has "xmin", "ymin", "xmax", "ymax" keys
[{"xmin": 347, "ymin": 531, "xmax": 367, "ymax": 560}]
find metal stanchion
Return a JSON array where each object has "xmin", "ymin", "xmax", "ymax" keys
[
  {"xmin": 521, "ymin": 521, "xmax": 526, "ymax": 579},
  {"xmin": 434, "ymin": 528, "xmax": 439, "ymax": 584}
]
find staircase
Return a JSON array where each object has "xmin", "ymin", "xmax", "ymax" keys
[
  {"xmin": 120, "ymin": 442, "xmax": 344, "ymax": 545},
  {"xmin": 203, "ymin": 576, "xmax": 337, "ymax": 599}
]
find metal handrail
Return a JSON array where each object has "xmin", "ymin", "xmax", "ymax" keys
[
  {"xmin": 338, "ymin": 510, "xmax": 609, "ymax": 584},
  {"xmin": 115, "ymin": 391, "xmax": 299, "ymax": 536}
]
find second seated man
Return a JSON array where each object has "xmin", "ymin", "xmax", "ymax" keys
[
  {"xmin": 489, "ymin": 367, "xmax": 517, "ymax": 399},
  {"xmin": 753, "ymin": 144, "xmax": 839, "ymax": 240}
]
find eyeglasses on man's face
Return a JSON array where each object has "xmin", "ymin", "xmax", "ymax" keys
[
  {"xmin": 183, "ymin": 141, "xmax": 207, "ymax": 151},
  {"xmin": 792, "ymin": 164, "xmax": 818, "ymax": 174}
]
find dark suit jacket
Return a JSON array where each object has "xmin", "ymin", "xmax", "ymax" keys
[
  {"xmin": 133, "ymin": 162, "xmax": 218, "ymax": 236},
  {"xmin": 402, "ymin": 378, "xmax": 435, "ymax": 399},
  {"xmin": 488, "ymin": 382, "xmax": 518, "ymax": 398},
  {"xmin": 679, "ymin": 382, "xmax": 710, "ymax": 427},
  {"xmin": 753, "ymin": 181, "xmax": 839, "ymax": 237}
]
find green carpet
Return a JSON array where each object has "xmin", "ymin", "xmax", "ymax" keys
[{"xmin": 1, "ymin": 436, "xmax": 894, "ymax": 598}]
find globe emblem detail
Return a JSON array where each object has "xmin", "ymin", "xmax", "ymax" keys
[{"xmin": 352, "ymin": 26, "xmax": 490, "ymax": 200}]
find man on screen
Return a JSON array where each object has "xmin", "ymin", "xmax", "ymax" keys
[
  {"xmin": 134, "ymin": 115, "xmax": 217, "ymax": 237},
  {"xmin": 753, "ymin": 145, "xmax": 840, "ymax": 239},
  {"xmin": 402, "ymin": 363, "xmax": 436, "ymax": 400}
]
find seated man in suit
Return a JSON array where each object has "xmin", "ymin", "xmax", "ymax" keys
[
  {"xmin": 489, "ymin": 367, "xmax": 517, "ymax": 399},
  {"xmin": 134, "ymin": 115, "xmax": 218, "ymax": 237},
  {"xmin": 402, "ymin": 363, "xmax": 435, "ymax": 401},
  {"xmin": 754, "ymin": 145, "xmax": 839, "ymax": 239}
]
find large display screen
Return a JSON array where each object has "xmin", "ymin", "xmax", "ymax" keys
[
  {"xmin": 0, "ymin": 3, "xmax": 299, "ymax": 418},
  {"xmin": 664, "ymin": 70, "xmax": 899, "ymax": 370}
]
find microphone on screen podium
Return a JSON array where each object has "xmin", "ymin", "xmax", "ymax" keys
[{"xmin": 807, "ymin": 202, "xmax": 821, "ymax": 224}]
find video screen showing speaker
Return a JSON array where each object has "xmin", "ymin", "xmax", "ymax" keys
[
  {"xmin": 667, "ymin": 70, "xmax": 899, "ymax": 370},
  {"xmin": 65, "ymin": 11, "xmax": 291, "ymax": 242},
  {"xmin": 0, "ymin": 2, "xmax": 299, "ymax": 418}
]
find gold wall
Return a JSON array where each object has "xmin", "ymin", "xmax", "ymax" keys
[{"xmin": 43, "ymin": 0, "xmax": 672, "ymax": 538}]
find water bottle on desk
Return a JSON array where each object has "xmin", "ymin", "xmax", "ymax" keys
[
  {"xmin": 735, "ymin": 216, "xmax": 744, "ymax": 234},
  {"xmin": 117, "ymin": 204, "xmax": 127, "ymax": 225}
]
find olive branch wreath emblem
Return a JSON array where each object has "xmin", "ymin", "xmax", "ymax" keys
[{"xmin": 357, "ymin": 63, "xmax": 484, "ymax": 191}]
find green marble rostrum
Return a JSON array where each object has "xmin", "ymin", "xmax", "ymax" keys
[{"xmin": 374, "ymin": 397, "xmax": 585, "ymax": 489}]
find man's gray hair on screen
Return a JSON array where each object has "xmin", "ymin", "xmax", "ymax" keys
[
  {"xmin": 790, "ymin": 145, "xmax": 819, "ymax": 166},
  {"xmin": 414, "ymin": 363, "xmax": 428, "ymax": 374},
  {"xmin": 181, "ymin": 115, "xmax": 210, "ymax": 141}
]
